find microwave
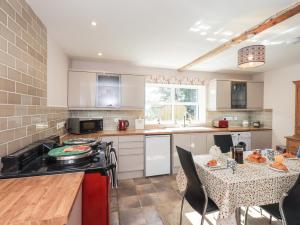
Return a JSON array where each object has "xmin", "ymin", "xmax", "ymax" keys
[{"xmin": 68, "ymin": 118, "xmax": 103, "ymax": 134}]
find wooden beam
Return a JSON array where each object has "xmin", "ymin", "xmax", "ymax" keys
[{"xmin": 178, "ymin": 2, "xmax": 300, "ymax": 72}]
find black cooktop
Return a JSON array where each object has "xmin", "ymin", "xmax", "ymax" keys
[{"xmin": 0, "ymin": 136, "xmax": 109, "ymax": 179}]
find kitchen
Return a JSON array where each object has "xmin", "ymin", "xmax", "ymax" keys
[{"xmin": 0, "ymin": 1, "xmax": 300, "ymax": 225}]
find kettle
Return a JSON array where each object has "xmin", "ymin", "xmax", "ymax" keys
[{"xmin": 118, "ymin": 120, "xmax": 129, "ymax": 131}]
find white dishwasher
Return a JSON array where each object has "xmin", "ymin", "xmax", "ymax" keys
[{"xmin": 145, "ymin": 135, "xmax": 171, "ymax": 177}]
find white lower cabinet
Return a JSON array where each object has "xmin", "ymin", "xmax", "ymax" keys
[
  {"xmin": 102, "ymin": 130, "xmax": 272, "ymax": 178},
  {"xmin": 251, "ymin": 130, "xmax": 272, "ymax": 149},
  {"xmin": 118, "ymin": 135, "xmax": 145, "ymax": 180},
  {"xmin": 172, "ymin": 133, "xmax": 207, "ymax": 173}
]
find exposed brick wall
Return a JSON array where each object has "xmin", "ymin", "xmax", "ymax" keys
[{"xmin": 0, "ymin": 0, "xmax": 68, "ymax": 157}]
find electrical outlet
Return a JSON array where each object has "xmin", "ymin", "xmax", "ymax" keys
[{"xmin": 56, "ymin": 122, "xmax": 65, "ymax": 130}]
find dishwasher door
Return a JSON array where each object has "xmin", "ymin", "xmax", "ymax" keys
[{"xmin": 145, "ymin": 135, "xmax": 171, "ymax": 177}]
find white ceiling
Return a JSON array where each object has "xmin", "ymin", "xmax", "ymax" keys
[{"xmin": 26, "ymin": 0, "xmax": 300, "ymax": 74}]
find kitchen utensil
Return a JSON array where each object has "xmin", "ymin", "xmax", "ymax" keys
[
  {"xmin": 242, "ymin": 120, "xmax": 249, "ymax": 127},
  {"xmin": 135, "ymin": 118, "xmax": 145, "ymax": 130},
  {"xmin": 213, "ymin": 119, "xmax": 229, "ymax": 128},
  {"xmin": 118, "ymin": 120, "xmax": 129, "ymax": 131},
  {"xmin": 252, "ymin": 121, "xmax": 261, "ymax": 128}
]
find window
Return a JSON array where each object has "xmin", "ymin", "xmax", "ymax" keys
[{"xmin": 145, "ymin": 83, "xmax": 206, "ymax": 125}]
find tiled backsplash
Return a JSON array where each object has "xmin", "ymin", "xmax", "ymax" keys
[
  {"xmin": 69, "ymin": 109, "xmax": 272, "ymax": 131},
  {"xmin": 206, "ymin": 110, "xmax": 272, "ymax": 128},
  {"xmin": 0, "ymin": 0, "xmax": 68, "ymax": 157},
  {"xmin": 69, "ymin": 110, "xmax": 144, "ymax": 131}
]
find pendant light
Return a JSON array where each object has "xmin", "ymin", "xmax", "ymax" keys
[{"xmin": 238, "ymin": 45, "xmax": 265, "ymax": 68}]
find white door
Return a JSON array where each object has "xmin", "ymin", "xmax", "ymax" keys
[{"xmin": 145, "ymin": 135, "xmax": 171, "ymax": 177}]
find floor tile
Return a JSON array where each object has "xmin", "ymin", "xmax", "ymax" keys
[
  {"xmin": 118, "ymin": 187, "xmax": 138, "ymax": 198},
  {"xmin": 157, "ymin": 190, "xmax": 182, "ymax": 203},
  {"xmin": 118, "ymin": 195, "xmax": 141, "ymax": 209},
  {"xmin": 110, "ymin": 211, "xmax": 119, "ymax": 225},
  {"xmin": 139, "ymin": 193, "xmax": 162, "ymax": 207},
  {"xmin": 112, "ymin": 175, "xmax": 283, "ymax": 225},
  {"xmin": 136, "ymin": 183, "xmax": 157, "ymax": 195},
  {"xmin": 141, "ymin": 206, "xmax": 163, "ymax": 224},
  {"xmin": 134, "ymin": 177, "xmax": 152, "ymax": 185},
  {"xmin": 119, "ymin": 208, "xmax": 147, "ymax": 225}
]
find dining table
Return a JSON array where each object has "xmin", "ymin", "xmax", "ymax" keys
[{"xmin": 176, "ymin": 154, "xmax": 300, "ymax": 225}]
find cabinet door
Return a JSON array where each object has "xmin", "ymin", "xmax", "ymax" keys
[
  {"xmin": 251, "ymin": 131, "xmax": 272, "ymax": 149},
  {"xmin": 121, "ymin": 75, "xmax": 145, "ymax": 109},
  {"xmin": 68, "ymin": 71, "xmax": 96, "ymax": 107},
  {"xmin": 190, "ymin": 133, "xmax": 207, "ymax": 155},
  {"xmin": 172, "ymin": 134, "xmax": 190, "ymax": 172},
  {"xmin": 247, "ymin": 82, "xmax": 264, "ymax": 109},
  {"xmin": 96, "ymin": 74, "xmax": 120, "ymax": 108},
  {"xmin": 216, "ymin": 80, "xmax": 231, "ymax": 109}
]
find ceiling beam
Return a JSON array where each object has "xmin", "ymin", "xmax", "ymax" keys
[{"xmin": 178, "ymin": 2, "xmax": 300, "ymax": 72}]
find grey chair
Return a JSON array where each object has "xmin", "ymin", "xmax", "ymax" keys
[{"xmin": 176, "ymin": 146, "xmax": 219, "ymax": 225}]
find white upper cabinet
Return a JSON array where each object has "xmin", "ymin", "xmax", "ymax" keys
[
  {"xmin": 207, "ymin": 80, "xmax": 231, "ymax": 111},
  {"xmin": 68, "ymin": 71, "xmax": 96, "ymax": 108},
  {"xmin": 68, "ymin": 71, "xmax": 145, "ymax": 110},
  {"xmin": 121, "ymin": 75, "xmax": 145, "ymax": 109},
  {"xmin": 247, "ymin": 82, "xmax": 264, "ymax": 109},
  {"xmin": 207, "ymin": 79, "xmax": 264, "ymax": 111}
]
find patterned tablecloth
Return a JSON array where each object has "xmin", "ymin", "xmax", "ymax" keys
[{"xmin": 176, "ymin": 155, "xmax": 300, "ymax": 225}]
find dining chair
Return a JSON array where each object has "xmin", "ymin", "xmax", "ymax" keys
[
  {"xmin": 213, "ymin": 134, "xmax": 233, "ymax": 153},
  {"xmin": 246, "ymin": 174, "xmax": 300, "ymax": 225},
  {"xmin": 176, "ymin": 146, "xmax": 219, "ymax": 225}
]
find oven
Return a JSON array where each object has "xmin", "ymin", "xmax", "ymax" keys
[{"xmin": 0, "ymin": 136, "xmax": 116, "ymax": 225}]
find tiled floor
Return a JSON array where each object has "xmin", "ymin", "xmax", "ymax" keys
[{"xmin": 110, "ymin": 175, "xmax": 281, "ymax": 225}]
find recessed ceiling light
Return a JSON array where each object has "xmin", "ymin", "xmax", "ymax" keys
[
  {"xmin": 189, "ymin": 27, "xmax": 200, "ymax": 32},
  {"xmin": 222, "ymin": 31, "xmax": 233, "ymax": 36},
  {"xmin": 97, "ymin": 52, "xmax": 102, "ymax": 56},
  {"xmin": 206, "ymin": 37, "xmax": 216, "ymax": 42},
  {"xmin": 200, "ymin": 31, "xmax": 207, "ymax": 36},
  {"xmin": 91, "ymin": 21, "xmax": 97, "ymax": 26}
]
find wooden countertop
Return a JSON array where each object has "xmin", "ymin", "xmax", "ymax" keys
[
  {"xmin": 61, "ymin": 127, "xmax": 272, "ymax": 141},
  {"xmin": 0, "ymin": 172, "xmax": 84, "ymax": 225},
  {"xmin": 286, "ymin": 135, "xmax": 300, "ymax": 141}
]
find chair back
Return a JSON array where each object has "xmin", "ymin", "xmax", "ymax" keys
[
  {"xmin": 213, "ymin": 134, "xmax": 233, "ymax": 153},
  {"xmin": 176, "ymin": 146, "xmax": 206, "ymax": 205},
  {"xmin": 283, "ymin": 174, "xmax": 300, "ymax": 225}
]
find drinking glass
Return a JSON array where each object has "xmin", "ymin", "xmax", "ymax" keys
[
  {"xmin": 227, "ymin": 159, "xmax": 237, "ymax": 174},
  {"xmin": 266, "ymin": 149, "xmax": 275, "ymax": 161},
  {"xmin": 235, "ymin": 148, "xmax": 244, "ymax": 164}
]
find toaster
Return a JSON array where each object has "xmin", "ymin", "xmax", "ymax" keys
[{"xmin": 213, "ymin": 119, "xmax": 229, "ymax": 128}]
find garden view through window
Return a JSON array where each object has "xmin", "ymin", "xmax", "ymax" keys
[{"xmin": 145, "ymin": 83, "xmax": 206, "ymax": 125}]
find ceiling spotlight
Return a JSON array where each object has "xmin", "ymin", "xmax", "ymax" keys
[
  {"xmin": 97, "ymin": 52, "xmax": 102, "ymax": 56},
  {"xmin": 91, "ymin": 21, "xmax": 97, "ymax": 26}
]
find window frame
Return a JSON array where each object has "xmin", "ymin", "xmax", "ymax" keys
[{"xmin": 145, "ymin": 83, "xmax": 206, "ymax": 125}]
